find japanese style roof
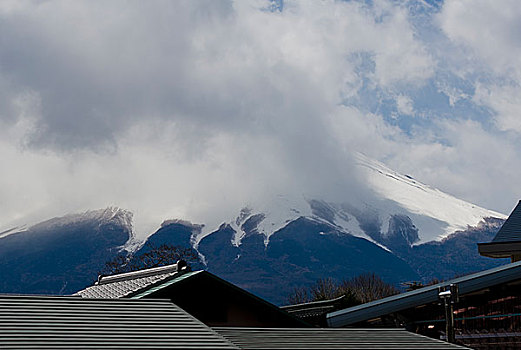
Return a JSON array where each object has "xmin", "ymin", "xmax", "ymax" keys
[
  {"xmin": 128, "ymin": 270, "xmax": 308, "ymax": 327},
  {"xmin": 0, "ymin": 295, "xmax": 237, "ymax": 349},
  {"xmin": 213, "ymin": 327, "xmax": 468, "ymax": 349},
  {"xmin": 478, "ymin": 200, "xmax": 521, "ymax": 258},
  {"xmin": 75, "ymin": 262, "xmax": 188, "ymax": 298},
  {"xmin": 281, "ymin": 295, "xmax": 346, "ymax": 319},
  {"xmin": 491, "ymin": 200, "xmax": 521, "ymax": 242},
  {"xmin": 327, "ymin": 260, "xmax": 521, "ymax": 327},
  {"xmin": 77, "ymin": 266, "xmax": 307, "ymax": 328}
]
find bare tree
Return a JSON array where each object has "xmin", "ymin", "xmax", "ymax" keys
[
  {"xmin": 309, "ymin": 278, "xmax": 340, "ymax": 301},
  {"xmin": 286, "ymin": 273, "xmax": 399, "ymax": 305},
  {"xmin": 341, "ymin": 273, "xmax": 399, "ymax": 303},
  {"xmin": 100, "ymin": 243, "xmax": 199, "ymax": 276},
  {"xmin": 286, "ymin": 286, "xmax": 311, "ymax": 305}
]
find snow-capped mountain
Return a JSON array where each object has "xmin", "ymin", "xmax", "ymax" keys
[
  {"xmin": 0, "ymin": 207, "xmax": 133, "ymax": 240},
  {"xmin": 199, "ymin": 153, "xmax": 505, "ymax": 253},
  {"xmin": 0, "ymin": 207, "xmax": 132, "ymax": 295},
  {"xmin": 0, "ymin": 155, "xmax": 509, "ymax": 304},
  {"xmin": 354, "ymin": 153, "xmax": 506, "ymax": 243}
]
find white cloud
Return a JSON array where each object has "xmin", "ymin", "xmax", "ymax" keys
[
  {"xmin": 1, "ymin": 0, "xmax": 521, "ymax": 236},
  {"xmin": 396, "ymin": 94, "xmax": 414, "ymax": 116},
  {"xmin": 437, "ymin": 0, "xmax": 521, "ymax": 136},
  {"xmin": 438, "ymin": 0, "xmax": 521, "ymax": 78},
  {"xmin": 474, "ymin": 83, "xmax": 521, "ymax": 133}
]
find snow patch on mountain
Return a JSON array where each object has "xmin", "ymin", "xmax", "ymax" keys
[
  {"xmin": 220, "ymin": 154, "xmax": 507, "ymax": 248},
  {"xmin": 5, "ymin": 153, "xmax": 504, "ymax": 253},
  {"xmin": 306, "ymin": 200, "xmax": 383, "ymax": 245},
  {"xmin": 354, "ymin": 153, "xmax": 507, "ymax": 243},
  {"xmin": 228, "ymin": 195, "xmax": 314, "ymax": 246},
  {"xmin": 0, "ymin": 207, "xmax": 134, "ymax": 241},
  {"xmin": 0, "ymin": 225, "xmax": 28, "ymax": 239},
  {"xmin": 223, "ymin": 195, "xmax": 377, "ymax": 247},
  {"xmin": 30, "ymin": 207, "xmax": 134, "ymax": 234}
]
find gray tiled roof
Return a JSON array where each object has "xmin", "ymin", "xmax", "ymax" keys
[
  {"xmin": 75, "ymin": 263, "xmax": 184, "ymax": 298},
  {"xmin": 213, "ymin": 327, "xmax": 468, "ymax": 349},
  {"xmin": 492, "ymin": 200, "xmax": 521, "ymax": 242},
  {"xmin": 0, "ymin": 295, "xmax": 237, "ymax": 349}
]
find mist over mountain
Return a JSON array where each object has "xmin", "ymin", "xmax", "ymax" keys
[
  {"xmin": 0, "ymin": 208, "xmax": 131, "ymax": 295},
  {"xmin": 0, "ymin": 156, "xmax": 508, "ymax": 304},
  {"xmin": 2, "ymin": 1, "xmax": 521, "ymax": 249}
]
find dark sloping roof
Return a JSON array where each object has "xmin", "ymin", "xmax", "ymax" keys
[
  {"xmin": 75, "ymin": 263, "xmax": 187, "ymax": 298},
  {"xmin": 213, "ymin": 327, "xmax": 468, "ymax": 349},
  {"xmin": 130, "ymin": 270, "xmax": 309, "ymax": 327},
  {"xmin": 491, "ymin": 200, "xmax": 521, "ymax": 242},
  {"xmin": 129, "ymin": 270, "xmax": 204, "ymax": 298},
  {"xmin": 327, "ymin": 260, "xmax": 521, "ymax": 327},
  {"xmin": 0, "ymin": 295, "xmax": 237, "ymax": 349}
]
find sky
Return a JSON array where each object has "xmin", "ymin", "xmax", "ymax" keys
[{"xmin": 1, "ymin": 0, "xmax": 521, "ymax": 238}]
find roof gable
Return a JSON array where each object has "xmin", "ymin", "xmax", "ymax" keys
[
  {"xmin": 492, "ymin": 200, "xmax": 521, "ymax": 242},
  {"xmin": 131, "ymin": 270, "xmax": 309, "ymax": 328}
]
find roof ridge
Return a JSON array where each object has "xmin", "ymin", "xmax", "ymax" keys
[
  {"xmin": 97, "ymin": 262, "xmax": 185, "ymax": 285},
  {"xmin": 281, "ymin": 294, "xmax": 346, "ymax": 311}
]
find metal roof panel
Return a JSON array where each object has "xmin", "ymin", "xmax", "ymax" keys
[
  {"xmin": 492, "ymin": 200, "xmax": 521, "ymax": 242},
  {"xmin": 213, "ymin": 327, "xmax": 469, "ymax": 349},
  {"xmin": 0, "ymin": 295, "xmax": 237, "ymax": 349},
  {"xmin": 327, "ymin": 260, "xmax": 521, "ymax": 327}
]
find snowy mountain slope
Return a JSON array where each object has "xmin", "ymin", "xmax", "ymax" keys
[
  {"xmin": 354, "ymin": 153, "xmax": 507, "ymax": 243},
  {"xmin": 0, "ymin": 208, "xmax": 132, "ymax": 295},
  {"xmin": 29, "ymin": 207, "xmax": 134, "ymax": 233},
  {"xmin": 0, "ymin": 225, "xmax": 28, "ymax": 239},
  {"xmin": 2, "ymin": 155, "xmax": 502, "ymax": 252},
  {"xmin": 223, "ymin": 195, "xmax": 375, "ymax": 248},
  {"xmin": 194, "ymin": 154, "xmax": 505, "ymax": 249},
  {"xmin": 0, "ymin": 207, "xmax": 134, "ymax": 241},
  {"xmin": 0, "ymin": 153, "xmax": 508, "ymax": 301}
]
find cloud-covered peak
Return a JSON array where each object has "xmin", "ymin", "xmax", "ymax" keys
[{"xmin": 0, "ymin": 0, "xmax": 520, "ymax": 237}]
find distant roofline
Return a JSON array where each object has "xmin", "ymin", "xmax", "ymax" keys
[
  {"xmin": 478, "ymin": 200, "xmax": 521, "ymax": 260},
  {"xmin": 97, "ymin": 261, "xmax": 187, "ymax": 285},
  {"xmin": 281, "ymin": 295, "xmax": 346, "ymax": 312},
  {"xmin": 490, "ymin": 200, "xmax": 521, "ymax": 243},
  {"xmin": 212, "ymin": 327, "xmax": 468, "ymax": 349},
  {"xmin": 327, "ymin": 260, "xmax": 521, "ymax": 327},
  {"xmin": 478, "ymin": 241, "xmax": 521, "ymax": 259}
]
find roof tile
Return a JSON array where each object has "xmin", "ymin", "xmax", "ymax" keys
[{"xmin": 75, "ymin": 263, "xmax": 185, "ymax": 298}]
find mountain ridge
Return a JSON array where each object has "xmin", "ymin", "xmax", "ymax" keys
[{"xmin": 0, "ymin": 156, "xmax": 508, "ymax": 303}]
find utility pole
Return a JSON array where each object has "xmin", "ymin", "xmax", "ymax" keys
[{"xmin": 438, "ymin": 284, "xmax": 459, "ymax": 343}]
